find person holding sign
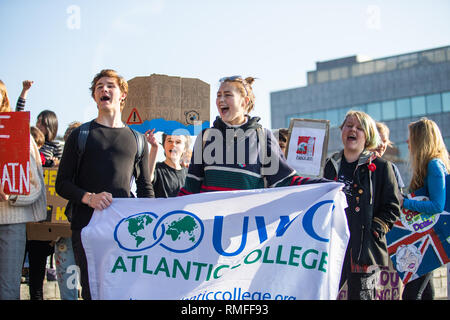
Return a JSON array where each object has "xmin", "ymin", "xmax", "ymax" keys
[
  {"xmin": 323, "ymin": 110, "xmax": 401, "ymax": 300},
  {"xmin": 55, "ymin": 69, "xmax": 154, "ymax": 300},
  {"xmin": 399, "ymin": 118, "xmax": 450, "ymax": 300},
  {"xmin": 179, "ymin": 76, "xmax": 328, "ymax": 196},
  {"xmin": 0, "ymin": 80, "xmax": 47, "ymax": 300}
]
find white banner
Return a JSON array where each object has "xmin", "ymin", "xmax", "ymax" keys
[{"xmin": 82, "ymin": 182, "xmax": 349, "ymax": 300}]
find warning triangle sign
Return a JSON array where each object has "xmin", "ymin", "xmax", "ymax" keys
[{"xmin": 126, "ymin": 108, "xmax": 143, "ymax": 125}]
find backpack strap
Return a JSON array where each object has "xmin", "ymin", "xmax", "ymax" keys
[
  {"xmin": 75, "ymin": 120, "xmax": 92, "ymax": 177},
  {"xmin": 129, "ymin": 127, "xmax": 145, "ymax": 180}
]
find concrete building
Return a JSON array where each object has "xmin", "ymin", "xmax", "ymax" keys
[{"xmin": 271, "ymin": 45, "xmax": 450, "ymax": 185}]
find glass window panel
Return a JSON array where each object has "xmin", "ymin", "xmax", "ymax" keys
[
  {"xmin": 386, "ymin": 57, "xmax": 397, "ymax": 71},
  {"xmin": 426, "ymin": 93, "xmax": 442, "ymax": 114},
  {"xmin": 411, "ymin": 96, "xmax": 426, "ymax": 116},
  {"xmin": 317, "ymin": 70, "xmax": 329, "ymax": 83},
  {"xmin": 351, "ymin": 64, "xmax": 361, "ymax": 77},
  {"xmin": 442, "ymin": 92, "xmax": 450, "ymax": 112},
  {"xmin": 367, "ymin": 102, "xmax": 381, "ymax": 121},
  {"xmin": 375, "ymin": 60, "xmax": 386, "ymax": 73},
  {"xmin": 326, "ymin": 109, "xmax": 339, "ymax": 127},
  {"xmin": 434, "ymin": 49, "xmax": 446, "ymax": 62},
  {"xmin": 339, "ymin": 67, "xmax": 349, "ymax": 79},
  {"xmin": 445, "ymin": 137, "xmax": 450, "ymax": 151},
  {"xmin": 362, "ymin": 61, "xmax": 374, "ymax": 74},
  {"xmin": 421, "ymin": 51, "xmax": 434, "ymax": 64},
  {"xmin": 397, "ymin": 142, "xmax": 409, "ymax": 161},
  {"xmin": 381, "ymin": 100, "xmax": 396, "ymax": 120},
  {"xmin": 396, "ymin": 98, "xmax": 411, "ymax": 118},
  {"xmin": 286, "ymin": 117, "xmax": 290, "ymax": 127},
  {"xmin": 307, "ymin": 72, "xmax": 315, "ymax": 85},
  {"xmin": 330, "ymin": 68, "xmax": 341, "ymax": 81},
  {"xmin": 351, "ymin": 105, "xmax": 366, "ymax": 112},
  {"xmin": 338, "ymin": 107, "xmax": 351, "ymax": 123},
  {"xmin": 313, "ymin": 111, "xmax": 326, "ymax": 120}
]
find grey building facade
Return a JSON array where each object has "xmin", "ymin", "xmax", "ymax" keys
[{"xmin": 271, "ymin": 46, "xmax": 450, "ymax": 186}]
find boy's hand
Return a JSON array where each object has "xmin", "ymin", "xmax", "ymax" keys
[
  {"xmin": 145, "ymin": 129, "xmax": 159, "ymax": 149},
  {"xmin": 84, "ymin": 191, "xmax": 113, "ymax": 210}
]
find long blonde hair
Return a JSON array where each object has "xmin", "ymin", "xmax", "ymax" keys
[
  {"xmin": 409, "ymin": 118, "xmax": 450, "ymax": 191},
  {"xmin": 0, "ymin": 80, "xmax": 11, "ymax": 112}
]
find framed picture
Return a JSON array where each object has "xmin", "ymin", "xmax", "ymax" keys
[{"xmin": 286, "ymin": 118, "xmax": 330, "ymax": 178}]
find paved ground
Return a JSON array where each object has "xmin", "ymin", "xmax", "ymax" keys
[
  {"xmin": 20, "ymin": 279, "xmax": 63, "ymax": 300},
  {"xmin": 20, "ymin": 265, "xmax": 447, "ymax": 300}
]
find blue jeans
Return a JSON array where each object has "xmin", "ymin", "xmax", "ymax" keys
[
  {"xmin": 55, "ymin": 237, "xmax": 78, "ymax": 300},
  {"xmin": 0, "ymin": 223, "xmax": 26, "ymax": 300}
]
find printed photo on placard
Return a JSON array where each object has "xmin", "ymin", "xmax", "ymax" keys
[{"xmin": 286, "ymin": 119, "xmax": 329, "ymax": 178}]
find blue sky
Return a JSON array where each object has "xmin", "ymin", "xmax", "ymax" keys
[{"xmin": 1, "ymin": 0, "xmax": 449, "ymax": 136}]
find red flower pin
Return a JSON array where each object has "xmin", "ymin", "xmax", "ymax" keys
[{"xmin": 368, "ymin": 163, "xmax": 376, "ymax": 172}]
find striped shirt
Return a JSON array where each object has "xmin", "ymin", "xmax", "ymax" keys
[
  {"xmin": 40, "ymin": 140, "xmax": 63, "ymax": 160},
  {"xmin": 179, "ymin": 116, "xmax": 327, "ymax": 196}
]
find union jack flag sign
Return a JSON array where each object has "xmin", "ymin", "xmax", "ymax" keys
[{"xmin": 387, "ymin": 195, "xmax": 450, "ymax": 284}]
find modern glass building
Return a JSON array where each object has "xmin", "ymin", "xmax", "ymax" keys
[{"xmin": 270, "ymin": 45, "xmax": 450, "ymax": 185}]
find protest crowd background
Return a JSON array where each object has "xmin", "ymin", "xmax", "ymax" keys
[{"xmin": 1, "ymin": 2, "xmax": 450, "ymax": 301}]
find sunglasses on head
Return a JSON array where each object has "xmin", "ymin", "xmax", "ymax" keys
[
  {"xmin": 219, "ymin": 75, "xmax": 244, "ymax": 82},
  {"xmin": 219, "ymin": 75, "xmax": 248, "ymax": 96}
]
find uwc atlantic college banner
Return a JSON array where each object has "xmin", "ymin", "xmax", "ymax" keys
[{"xmin": 82, "ymin": 182, "xmax": 349, "ymax": 300}]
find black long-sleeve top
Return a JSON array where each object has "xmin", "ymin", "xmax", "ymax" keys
[{"xmin": 55, "ymin": 121, "xmax": 154, "ymax": 230}]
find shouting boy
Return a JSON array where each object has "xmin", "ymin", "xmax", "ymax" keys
[{"xmin": 56, "ymin": 69, "xmax": 154, "ymax": 299}]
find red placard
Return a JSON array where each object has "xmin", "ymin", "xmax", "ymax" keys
[{"xmin": 0, "ymin": 112, "xmax": 30, "ymax": 195}]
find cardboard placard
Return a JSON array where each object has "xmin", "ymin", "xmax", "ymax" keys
[
  {"xmin": 43, "ymin": 167, "xmax": 70, "ymax": 224},
  {"xmin": 0, "ymin": 111, "xmax": 30, "ymax": 195},
  {"xmin": 285, "ymin": 118, "xmax": 330, "ymax": 178},
  {"xmin": 27, "ymin": 167, "xmax": 71, "ymax": 240},
  {"xmin": 26, "ymin": 222, "xmax": 71, "ymax": 241},
  {"xmin": 122, "ymin": 74, "xmax": 210, "ymax": 134}
]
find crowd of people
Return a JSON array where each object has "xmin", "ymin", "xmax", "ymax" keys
[{"xmin": 0, "ymin": 69, "xmax": 448, "ymax": 300}]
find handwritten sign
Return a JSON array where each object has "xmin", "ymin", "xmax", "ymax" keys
[
  {"xmin": 27, "ymin": 167, "xmax": 71, "ymax": 241},
  {"xmin": 43, "ymin": 167, "xmax": 69, "ymax": 224},
  {"xmin": 0, "ymin": 112, "xmax": 30, "ymax": 195},
  {"xmin": 338, "ymin": 264, "xmax": 403, "ymax": 300}
]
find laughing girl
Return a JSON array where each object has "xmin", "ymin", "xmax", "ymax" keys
[{"xmin": 323, "ymin": 110, "xmax": 401, "ymax": 300}]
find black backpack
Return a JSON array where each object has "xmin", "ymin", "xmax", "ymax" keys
[{"xmin": 65, "ymin": 120, "xmax": 145, "ymax": 221}]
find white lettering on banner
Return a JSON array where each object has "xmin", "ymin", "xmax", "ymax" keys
[{"xmin": 82, "ymin": 183, "xmax": 349, "ymax": 300}]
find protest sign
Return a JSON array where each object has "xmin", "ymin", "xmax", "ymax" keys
[
  {"xmin": 27, "ymin": 167, "xmax": 71, "ymax": 241},
  {"xmin": 338, "ymin": 262, "xmax": 404, "ymax": 300},
  {"xmin": 0, "ymin": 111, "xmax": 30, "ymax": 195},
  {"xmin": 82, "ymin": 183, "xmax": 349, "ymax": 300},
  {"xmin": 123, "ymin": 74, "xmax": 210, "ymax": 135},
  {"xmin": 387, "ymin": 195, "xmax": 450, "ymax": 284},
  {"xmin": 285, "ymin": 118, "xmax": 329, "ymax": 178}
]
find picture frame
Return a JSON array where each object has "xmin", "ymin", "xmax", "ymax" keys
[{"xmin": 285, "ymin": 118, "xmax": 330, "ymax": 178}]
